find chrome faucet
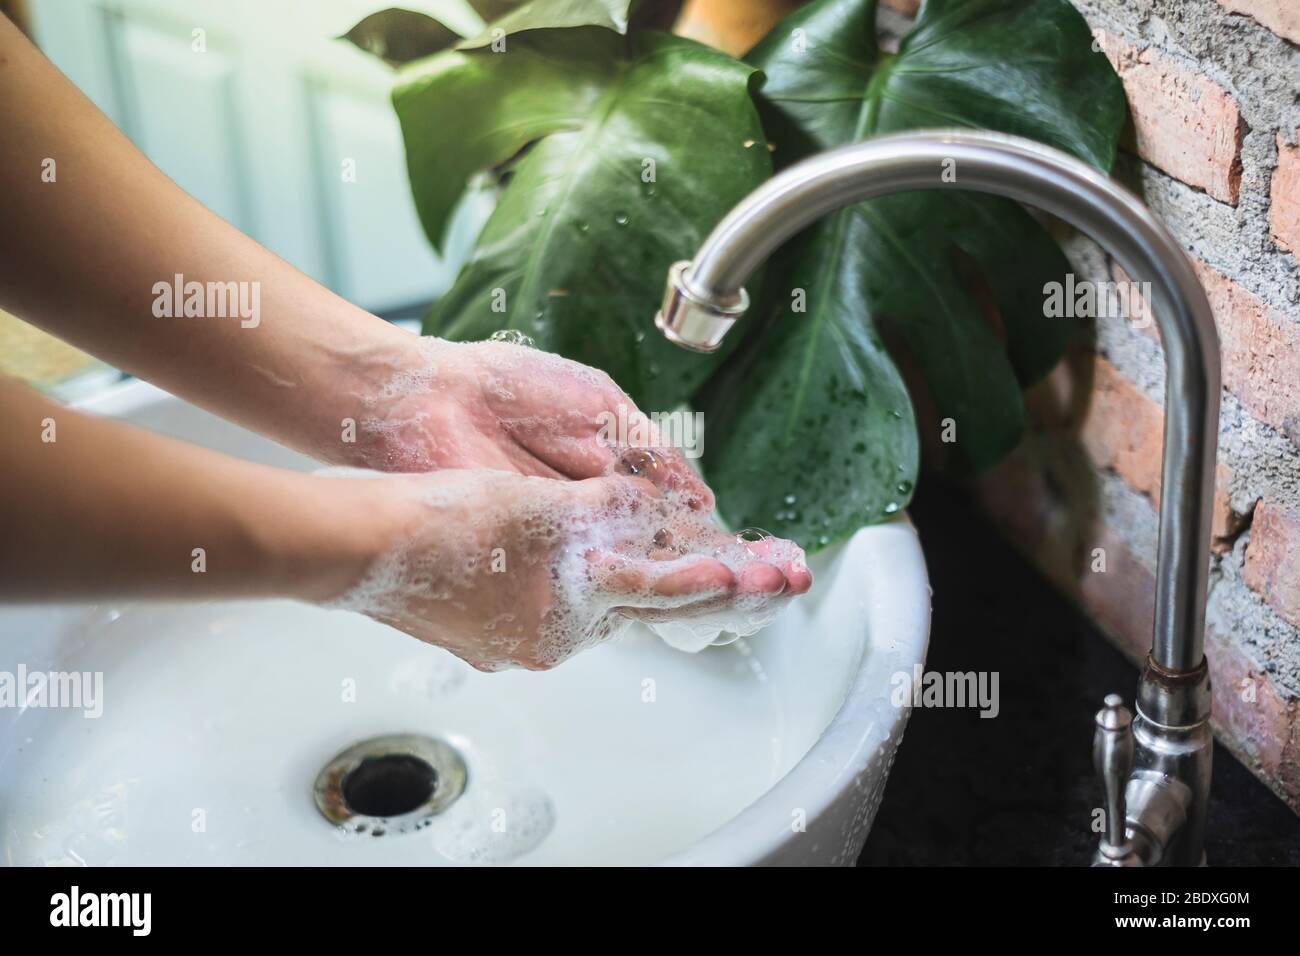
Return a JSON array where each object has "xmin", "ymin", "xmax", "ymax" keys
[{"xmin": 655, "ymin": 130, "xmax": 1220, "ymax": 866}]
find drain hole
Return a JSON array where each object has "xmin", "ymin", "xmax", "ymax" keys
[
  {"xmin": 342, "ymin": 754, "xmax": 437, "ymax": 818},
  {"xmin": 315, "ymin": 734, "xmax": 468, "ymax": 835}
]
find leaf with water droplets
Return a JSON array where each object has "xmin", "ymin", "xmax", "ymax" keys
[
  {"xmin": 699, "ymin": 0, "xmax": 1124, "ymax": 549},
  {"xmin": 398, "ymin": 27, "xmax": 770, "ymax": 408}
]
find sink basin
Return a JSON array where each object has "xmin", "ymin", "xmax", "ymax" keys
[{"xmin": 0, "ymin": 381, "xmax": 930, "ymax": 866}]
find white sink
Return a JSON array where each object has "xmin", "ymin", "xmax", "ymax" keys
[{"xmin": 0, "ymin": 382, "xmax": 930, "ymax": 866}]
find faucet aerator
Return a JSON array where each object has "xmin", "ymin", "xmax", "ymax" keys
[{"xmin": 656, "ymin": 260, "xmax": 747, "ymax": 353}]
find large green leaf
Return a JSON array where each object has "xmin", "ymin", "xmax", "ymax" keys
[
  {"xmin": 397, "ymin": 27, "xmax": 771, "ymax": 408},
  {"xmin": 699, "ymin": 0, "xmax": 1125, "ymax": 549}
]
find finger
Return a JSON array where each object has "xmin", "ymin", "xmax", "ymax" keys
[
  {"xmin": 738, "ymin": 536, "xmax": 813, "ymax": 595},
  {"xmin": 525, "ymin": 431, "xmax": 617, "ymax": 481},
  {"xmin": 783, "ymin": 564, "xmax": 814, "ymax": 595},
  {"xmin": 652, "ymin": 448, "xmax": 715, "ymax": 512},
  {"xmin": 613, "ymin": 440, "xmax": 714, "ymax": 511},
  {"xmin": 613, "ymin": 588, "xmax": 760, "ymax": 623},
  {"xmin": 586, "ymin": 551, "xmax": 735, "ymax": 607},
  {"xmin": 575, "ymin": 395, "xmax": 712, "ymax": 510},
  {"xmin": 613, "ymin": 582, "xmax": 795, "ymax": 624},
  {"xmin": 570, "ymin": 474, "xmax": 664, "ymax": 517},
  {"xmin": 647, "ymin": 558, "xmax": 736, "ymax": 598},
  {"xmin": 737, "ymin": 561, "xmax": 787, "ymax": 595}
]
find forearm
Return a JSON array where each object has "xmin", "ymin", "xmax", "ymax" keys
[
  {"xmin": 0, "ymin": 16, "xmax": 423, "ymax": 465},
  {"xmin": 0, "ymin": 376, "xmax": 384, "ymax": 603}
]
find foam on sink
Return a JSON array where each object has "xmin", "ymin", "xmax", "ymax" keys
[{"xmin": 430, "ymin": 784, "xmax": 555, "ymax": 864}]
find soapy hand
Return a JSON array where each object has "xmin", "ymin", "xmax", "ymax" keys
[
  {"xmin": 328, "ymin": 468, "xmax": 810, "ymax": 671},
  {"xmin": 354, "ymin": 337, "xmax": 717, "ymax": 510}
]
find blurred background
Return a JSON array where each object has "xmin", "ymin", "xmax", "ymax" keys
[
  {"xmin": 0, "ymin": 0, "xmax": 800, "ymax": 398},
  {"xmin": 0, "ymin": 0, "xmax": 482, "ymax": 395}
]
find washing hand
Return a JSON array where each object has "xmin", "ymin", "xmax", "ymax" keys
[
  {"xmin": 0, "ymin": 13, "xmax": 810, "ymax": 669},
  {"xmin": 325, "ymin": 334, "xmax": 812, "ymax": 632},
  {"xmin": 328, "ymin": 468, "xmax": 809, "ymax": 671},
  {"xmin": 347, "ymin": 336, "xmax": 716, "ymax": 504}
]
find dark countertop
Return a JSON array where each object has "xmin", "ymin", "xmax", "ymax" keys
[{"xmin": 858, "ymin": 479, "xmax": 1300, "ymax": 866}]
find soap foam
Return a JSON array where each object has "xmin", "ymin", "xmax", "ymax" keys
[
  {"xmin": 640, "ymin": 524, "xmax": 806, "ymax": 654},
  {"xmin": 323, "ymin": 460, "xmax": 804, "ymax": 668},
  {"xmin": 354, "ymin": 336, "xmax": 618, "ymax": 473},
  {"xmin": 325, "ymin": 336, "xmax": 807, "ymax": 667},
  {"xmin": 431, "ymin": 785, "xmax": 555, "ymax": 864}
]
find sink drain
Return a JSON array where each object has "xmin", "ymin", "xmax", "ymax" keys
[{"xmin": 314, "ymin": 734, "xmax": 467, "ymax": 836}]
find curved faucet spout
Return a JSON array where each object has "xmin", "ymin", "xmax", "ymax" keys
[
  {"xmin": 656, "ymin": 129, "xmax": 1220, "ymax": 677},
  {"xmin": 657, "ymin": 129, "xmax": 1222, "ymax": 865}
]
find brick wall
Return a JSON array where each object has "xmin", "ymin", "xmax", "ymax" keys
[{"xmin": 971, "ymin": 1, "xmax": 1300, "ymax": 811}]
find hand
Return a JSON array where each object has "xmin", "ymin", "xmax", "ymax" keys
[
  {"xmin": 325, "ymin": 469, "xmax": 810, "ymax": 671},
  {"xmin": 349, "ymin": 336, "xmax": 716, "ymax": 510}
]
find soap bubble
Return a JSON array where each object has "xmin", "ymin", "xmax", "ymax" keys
[
  {"xmin": 487, "ymin": 329, "xmax": 536, "ymax": 348},
  {"xmin": 615, "ymin": 447, "xmax": 665, "ymax": 482},
  {"xmin": 735, "ymin": 527, "xmax": 773, "ymax": 556}
]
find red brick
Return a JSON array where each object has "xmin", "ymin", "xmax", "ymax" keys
[
  {"xmin": 1081, "ymin": 356, "xmax": 1165, "ymax": 501},
  {"xmin": 1094, "ymin": 31, "xmax": 1245, "ymax": 204},
  {"xmin": 881, "ymin": 0, "xmax": 920, "ymax": 15},
  {"xmin": 1045, "ymin": 355, "xmax": 1235, "ymax": 543},
  {"xmin": 1206, "ymin": 628, "xmax": 1300, "ymax": 808},
  {"xmin": 1110, "ymin": 258, "xmax": 1300, "ymax": 443},
  {"xmin": 1218, "ymin": 0, "xmax": 1300, "ymax": 45},
  {"xmin": 1194, "ymin": 258, "xmax": 1300, "ymax": 439},
  {"xmin": 1271, "ymin": 133, "xmax": 1300, "ymax": 258},
  {"xmin": 1244, "ymin": 500, "xmax": 1300, "ymax": 628}
]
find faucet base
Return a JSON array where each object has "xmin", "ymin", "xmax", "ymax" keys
[
  {"xmin": 1130, "ymin": 656, "xmax": 1213, "ymax": 866},
  {"xmin": 1091, "ymin": 657, "xmax": 1211, "ymax": 866}
]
